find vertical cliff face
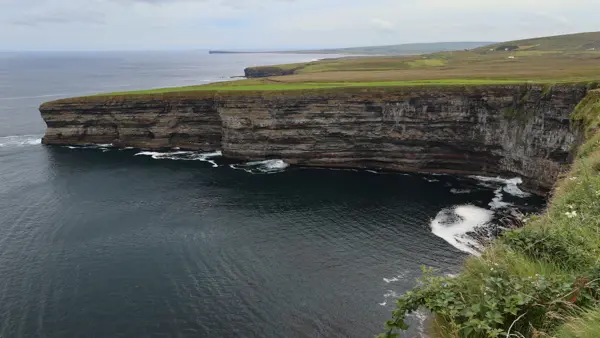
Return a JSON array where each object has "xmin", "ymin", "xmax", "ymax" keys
[
  {"xmin": 40, "ymin": 85, "xmax": 588, "ymax": 191},
  {"xmin": 218, "ymin": 85, "xmax": 587, "ymax": 191},
  {"xmin": 41, "ymin": 97, "xmax": 221, "ymax": 151}
]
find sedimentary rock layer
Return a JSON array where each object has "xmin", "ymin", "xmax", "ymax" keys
[
  {"xmin": 40, "ymin": 85, "xmax": 588, "ymax": 191},
  {"xmin": 41, "ymin": 97, "xmax": 221, "ymax": 151}
]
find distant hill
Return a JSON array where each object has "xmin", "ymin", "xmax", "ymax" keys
[
  {"xmin": 290, "ymin": 42, "xmax": 495, "ymax": 55},
  {"xmin": 476, "ymin": 31, "xmax": 600, "ymax": 52},
  {"xmin": 209, "ymin": 42, "xmax": 495, "ymax": 56}
]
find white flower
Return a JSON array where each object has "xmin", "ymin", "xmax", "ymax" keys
[
  {"xmin": 570, "ymin": 177, "xmax": 578, "ymax": 181},
  {"xmin": 565, "ymin": 211, "xmax": 578, "ymax": 219}
]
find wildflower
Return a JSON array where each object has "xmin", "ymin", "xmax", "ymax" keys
[
  {"xmin": 570, "ymin": 177, "xmax": 578, "ymax": 181},
  {"xmin": 565, "ymin": 211, "xmax": 578, "ymax": 219}
]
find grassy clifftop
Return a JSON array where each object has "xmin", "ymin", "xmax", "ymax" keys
[
  {"xmin": 381, "ymin": 89, "xmax": 600, "ymax": 337},
  {"xmin": 41, "ymin": 31, "xmax": 600, "ymax": 101},
  {"xmin": 475, "ymin": 31, "xmax": 600, "ymax": 52}
]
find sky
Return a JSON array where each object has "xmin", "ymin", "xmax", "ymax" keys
[{"xmin": 1, "ymin": 0, "xmax": 600, "ymax": 51}]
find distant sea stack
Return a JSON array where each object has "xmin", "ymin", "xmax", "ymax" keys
[
  {"xmin": 39, "ymin": 84, "xmax": 589, "ymax": 193},
  {"xmin": 209, "ymin": 51, "xmax": 246, "ymax": 54}
]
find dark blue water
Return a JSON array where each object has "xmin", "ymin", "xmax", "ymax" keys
[{"xmin": 0, "ymin": 51, "xmax": 543, "ymax": 338}]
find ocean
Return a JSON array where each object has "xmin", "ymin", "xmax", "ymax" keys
[{"xmin": 0, "ymin": 51, "xmax": 544, "ymax": 337}]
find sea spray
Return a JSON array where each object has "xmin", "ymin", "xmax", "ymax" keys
[
  {"xmin": 230, "ymin": 159, "xmax": 289, "ymax": 174},
  {"xmin": 135, "ymin": 150, "xmax": 222, "ymax": 167},
  {"xmin": 0, "ymin": 135, "xmax": 42, "ymax": 148},
  {"xmin": 430, "ymin": 205, "xmax": 494, "ymax": 255}
]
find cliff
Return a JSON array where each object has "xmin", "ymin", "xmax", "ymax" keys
[
  {"xmin": 41, "ymin": 96, "xmax": 222, "ymax": 151},
  {"xmin": 378, "ymin": 91, "xmax": 600, "ymax": 338},
  {"xmin": 244, "ymin": 66, "xmax": 298, "ymax": 78},
  {"xmin": 40, "ymin": 84, "xmax": 588, "ymax": 192}
]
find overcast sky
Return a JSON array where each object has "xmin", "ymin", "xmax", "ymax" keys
[{"xmin": 1, "ymin": 0, "xmax": 599, "ymax": 51}]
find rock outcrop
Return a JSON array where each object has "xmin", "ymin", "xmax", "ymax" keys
[
  {"xmin": 41, "ymin": 96, "xmax": 221, "ymax": 151},
  {"xmin": 244, "ymin": 66, "xmax": 297, "ymax": 78},
  {"xmin": 40, "ymin": 85, "xmax": 588, "ymax": 192}
]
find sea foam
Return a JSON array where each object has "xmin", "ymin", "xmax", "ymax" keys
[
  {"xmin": 230, "ymin": 159, "xmax": 289, "ymax": 174},
  {"xmin": 0, "ymin": 135, "xmax": 42, "ymax": 148},
  {"xmin": 135, "ymin": 150, "xmax": 222, "ymax": 167},
  {"xmin": 430, "ymin": 205, "xmax": 493, "ymax": 255}
]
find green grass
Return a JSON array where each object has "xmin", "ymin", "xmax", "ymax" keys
[
  {"xmin": 407, "ymin": 59, "xmax": 446, "ymax": 67},
  {"xmin": 475, "ymin": 31, "xmax": 600, "ymax": 52},
  {"xmin": 100, "ymin": 79, "xmax": 569, "ymax": 96},
  {"xmin": 73, "ymin": 31, "xmax": 600, "ymax": 98},
  {"xmin": 556, "ymin": 308, "xmax": 600, "ymax": 338}
]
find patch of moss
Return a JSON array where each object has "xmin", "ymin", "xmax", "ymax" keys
[
  {"xmin": 542, "ymin": 84, "xmax": 554, "ymax": 99},
  {"xmin": 572, "ymin": 89, "xmax": 600, "ymax": 137}
]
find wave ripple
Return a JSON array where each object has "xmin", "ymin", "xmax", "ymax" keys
[{"xmin": 0, "ymin": 135, "xmax": 42, "ymax": 148}]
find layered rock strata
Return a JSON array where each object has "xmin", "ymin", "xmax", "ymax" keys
[{"xmin": 40, "ymin": 85, "xmax": 588, "ymax": 191}]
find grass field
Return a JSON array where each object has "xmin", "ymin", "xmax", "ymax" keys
[
  {"xmin": 475, "ymin": 31, "xmax": 600, "ymax": 52},
  {"xmin": 103, "ymin": 79, "xmax": 551, "ymax": 95},
  {"xmin": 95, "ymin": 31, "xmax": 600, "ymax": 96}
]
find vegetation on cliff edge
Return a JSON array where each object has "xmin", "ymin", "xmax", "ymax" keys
[{"xmin": 379, "ymin": 90, "xmax": 600, "ymax": 337}]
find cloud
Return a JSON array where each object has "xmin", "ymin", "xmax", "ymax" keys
[
  {"xmin": 9, "ymin": 9, "xmax": 106, "ymax": 26},
  {"xmin": 370, "ymin": 18, "xmax": 395, "ymax": 32},
  {"xmin": 0, "ymin": 0, "xmax": 599, "ymax": 50}
]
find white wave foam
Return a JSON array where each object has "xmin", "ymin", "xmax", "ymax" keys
[
  {"xmin": 383, "ymin": 271, "xmax": 409, "ymax": 284},
  {"xmin": 431, "ymin": 205, "xmax": 493, "ymax": 255},
  {"xmin": 470, "ymin": 176, "xmax": 530, "ymax": 210},
  {"xmin": 63, "ymin": 143, "xmax": 113, "ymax": 150},
  {"xmin": 450, "ymin": 188, "xmax": 472, "ymax": 194},
  {"xmin": 0, "ymin": 135, "xmax": 42, "ymax": 148},
  {"xmin": 135, "ymin": 150, "xmax": 222, "ymax": 167},
  {"xmin": 490, "ymin": 188, "xmax": 512, "ymax": 210},
  {"xmin": 383, "ymin": 290, "xmax": 400, "ymax": 299},
  {"xmin": 231, "ymin": 159, "xmax": 289, "ymax": 174},
  {"xmin": 471, "ymin": 176, "xmax": 531, "ymax": 198}
]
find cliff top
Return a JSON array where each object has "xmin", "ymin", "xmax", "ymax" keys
[{"xmin": 42, "ymin": 31, "xmax": 600, "ymax": 104}]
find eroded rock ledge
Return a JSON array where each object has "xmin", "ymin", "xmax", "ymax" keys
[{"xmin": 40, "ymin": 85, "xmax": 588, "ymax": 192}]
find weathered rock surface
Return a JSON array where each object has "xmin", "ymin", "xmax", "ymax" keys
[
  {"xmin": 40, "ymin": 85, "xmax": 588, "ymax": 192},
  {"xmin": 41, "ymin": 96, "xmax": 221, "ymax": 151},
  {"xmin": 244, "ymin": 66, "xmax": 296, "ymax": 78}
]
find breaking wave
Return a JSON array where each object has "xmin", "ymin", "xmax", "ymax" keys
[
  {"xmin": 430, "ymin": 205, "xmax": 494, "ymax": 255},
  {"xmin": 135, "ymin": 150, "xmax": 222, "ymax": 167},
  {"xmin": 230, "ymin": 159, "xmax": 289, "ymax": 174},
  {"xmin": 0, "ymin": 135, "xmax": 42, "ymax": 148},
  {"xmin": 470, "ymin": 176, "xmax": 531, "ymax": 210},
  {"xmin": 62, "ymin": 144, "xmax": 291, "ymax": 173}
]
